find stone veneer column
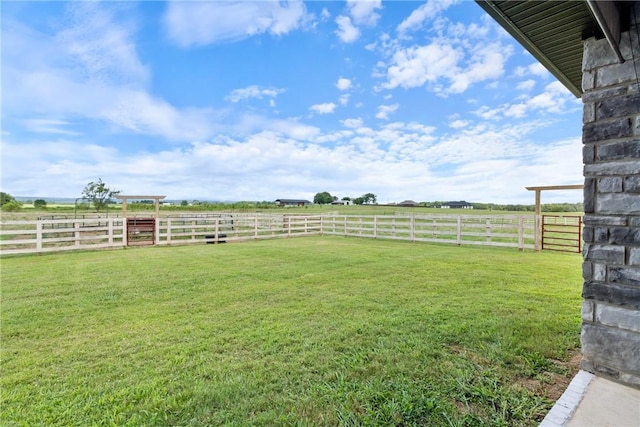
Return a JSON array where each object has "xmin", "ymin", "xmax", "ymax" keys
[{"xmin": 580, "ymin": 2, "xmax": 640, "ymax": 388}]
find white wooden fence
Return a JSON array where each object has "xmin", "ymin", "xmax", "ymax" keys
[
  {"xmin": 322, "ymin": 214, "xmax": 534, "ymax": 249},
  {"xmin": 0, "ymin": 214, "xmax": 535, "ymax": 255}
]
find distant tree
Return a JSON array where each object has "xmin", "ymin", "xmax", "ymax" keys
[
  {"xmin": 181, "ymin": 200, "xmax": 189, "ymax": 206},
  {"xmin": 353, "ymin": 197, "xmax": 365, "ymax": 205},
  {"xmin": 0, "ymin": 192, "xmax": 16, "ymax": 206},
  {"xmin": 81, "ymin": 178, "xmax": 120, "ymax": 212},
  {"xmin": 313, "ymin": 191, "xmax": 333, "ymax": 204},
  {"xmin": 33, "ymin": 199, "xmax": 47, "ymax": 209},
  {"xmin": 341, "ymin": 196, "xmax": 351, "ymax": 201},
  {"xmin": 362, "ymin": 193, "xmax": 377, "ymax": 204}
]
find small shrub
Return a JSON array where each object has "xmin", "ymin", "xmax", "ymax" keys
[{"xmin": 1, "ymin": 201, "xmax": 23, "ymax": 212}]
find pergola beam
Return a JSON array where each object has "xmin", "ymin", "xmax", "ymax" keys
[{"xmin": 115, "ymin": 195, "xmax": 166, "ymax": 218}]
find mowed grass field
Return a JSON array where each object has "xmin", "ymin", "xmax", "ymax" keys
[{"xmin": 1, "ymin": 236, "xmax": 582, "ymax": 426}]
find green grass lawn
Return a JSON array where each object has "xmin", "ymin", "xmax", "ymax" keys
[{"xmin": 1, "ymin": 237, "xmax": 582, "ymax": 426}]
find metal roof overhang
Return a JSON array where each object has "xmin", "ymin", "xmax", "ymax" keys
[{"xmin": 475, "ymin": 1, "xmax": 630, "ymax": 98}]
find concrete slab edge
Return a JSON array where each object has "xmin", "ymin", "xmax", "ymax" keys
[{"xmin": 539, "ymin": 370, "xmax": 595, "ymax": 427}]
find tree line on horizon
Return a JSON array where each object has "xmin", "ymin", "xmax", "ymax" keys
[{"xmin": 1, "ymin": 181, "xmax": 583, "ymax": 213}]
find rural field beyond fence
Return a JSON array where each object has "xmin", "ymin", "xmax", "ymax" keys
[{"xmin": 0, "ymin": 213, "xmax": 538, "ymax": 255}]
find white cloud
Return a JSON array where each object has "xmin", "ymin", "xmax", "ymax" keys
[
  {"xmin": 336, "ymin": 77, "xmax": 352, "ymax": 91},
  {"xmin": 234, "ymin": 113, "xmax": 320, "ymax": 140},
  {"xmin": 516, "ymin": 79, "xmax": 536, "ymax": 91},
  {"xmin": 529, "ymin": 62, "xmax": 549, "ymax": 77},
  {"xmin": 342, "ymin": 118, "xmax": 363, "ymax": 128},
  {"xmin": 23, "ymin": 119, "xmax": 80, "ymax": 135},
  {"xmin": 338, "ymin": 94, "xmax": 351, "ymax": 106},
  {"xmin": 346, "ymin": 0, "xmax": 382, "ymax": 26},
  {"xmin": 397, "ymin": 0, "xmax": 459, "ymax": 35},
  {"xmin": 476, "ymin": 81, "xmax": 581, "ymax": 119},
  {"xmin": 448, "ymin": 43, "xmax": 513, "ymax": 93},
  {"xmin": 449, "ymin": 119, "xmax": 468, "ymax": 129},
  {"xmin": 309, "ymin": 102, "xmax": 337, "ymax": 115},
  {"xmin": 1, "ymin": 117, "xmax": 582, "ymax": 204},
  {"xmin": 475, "ymin": 81, "xmax": 579, "ymax": 120},
  {"xmin": 380, "ymin": 41, "xmax": 463, "ymax": 90},
  {"xmin": 376, "ymin": 104, "xmax": 399, "ymax": 120},
  {"xmin": 514, "ymin": 62, "xmax": 550, "ymax": 78},
  {"xmin": 100, "ymin": 89, "xmax": 219, "ymax": 141},
  {"xmin": 335, "ymin": 15, "xmax": 360, "ymax": 43},
  {"xmin": 226, "ymin": 85, "xmax": 285, "ymax": 102},
  {"xmin": 163, "ymin": 1, "xmax": 312, "ymax": 47},
  {"xmin": 321, "ymin": 8, "xmax": 331, "ymax": 20},
  {"xmin": 57, "ymin": 2, "xmax": 149, "ymax": 87},
  {"xmin": 379, "ymin": 38, "xmax": 512, "ymax": 95},
  {"xmin": 2, "ymin": 3, "xmax": 221, "ymax": 143}
]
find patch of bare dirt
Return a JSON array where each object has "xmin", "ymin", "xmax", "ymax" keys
[{"xmin": 518, "ymin": 350, "xmax": 582, "ymax": 401}]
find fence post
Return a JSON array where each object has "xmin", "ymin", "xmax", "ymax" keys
[
  {"xmin": 518, "ymin": 216, "xmax": 524, "ymax": 251},
  {"xmin": 374, "ymin": 216, "xmax": 378, "ymax": 238},
  {"xmin": 410, "ymin": 215, "xmax": 415, "ymax": 241},
  {"xmin": 75, "ymin": 222, "xmax": 80, "ymax": 248},
  {"xmin": 166, "ymin": 218, "xmax": 172, "ymax": 245},
  {"xmin": 255, "ymin": 216, "xmax": 259, "ymax": 239},
  {"xmin": 36, "ymin": 221, "xmax": 43, "ymax": 253},
  {"xmin": 534, "ymin": 214, "xmax": 541, "ymax": 251},
  {"xmin": 123, "ymin": 219, "xmax": 128, "ymax": 247},
  {"xmin": 578, "ymin": 216, "xmax": 583, "ymax": 254},
  {"xmin": 485, "ymin": 219, "xmax": 491, "ymax": 243},
  {"xmin": 457, "ymin": 216, "xmax": 462, "ymax": 245}
]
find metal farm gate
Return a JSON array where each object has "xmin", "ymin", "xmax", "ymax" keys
[
  {"xmin": 542, "ymin": 215, "xmax": 582, "ymax": 253},
  {"xmin": 126, "ymin": 218, "xmax": 156, "ymax": 246}
]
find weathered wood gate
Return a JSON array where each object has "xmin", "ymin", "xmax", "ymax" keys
[{"xmin": 542, "ymin": 215, "xmax": 582, "ymax": 253}]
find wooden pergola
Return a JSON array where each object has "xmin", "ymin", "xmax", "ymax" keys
[
  {"xmin": 525, "ymin": 184, "xmax": 583, "ymax": 250},
  {"xmin": 115, "ymin": 195, "xmax": 166, "ymax": 218}
]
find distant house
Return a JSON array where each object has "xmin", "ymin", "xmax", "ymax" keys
[
  {"xmin": 441, "ymin": 201, "xmax": 473, "ymax": 209},
  {"xmin": 397, "ymin": 200, "xmax": 418, "ymax": 207},
  {"xmin": 331, "ymin": 200, "xmax": 352, "ymax": 205},
  {"xmin": 275, "ymin": 199, "xmax": 311, "ymax": 207}
]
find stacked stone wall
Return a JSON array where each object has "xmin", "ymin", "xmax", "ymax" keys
[{"xmin": 581, "ymin": 3, "xmax": 640, "ymax": 388}]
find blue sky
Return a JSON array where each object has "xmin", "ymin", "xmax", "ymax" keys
[{"xmin": 1, "ymin": 0, "xmax": 584, "ymax": 204}]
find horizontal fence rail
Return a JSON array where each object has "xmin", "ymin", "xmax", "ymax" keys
[
  {"xmin": 0, "ymin": 218, "xmax": 125, "ymax": 255},
  {"xmin": 321, "ymin": 214, "xmax": 535, "ymax": 249},
  {"xmin": 1, "ymin": 214, "xmax": 536, "ymax": 255}
]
